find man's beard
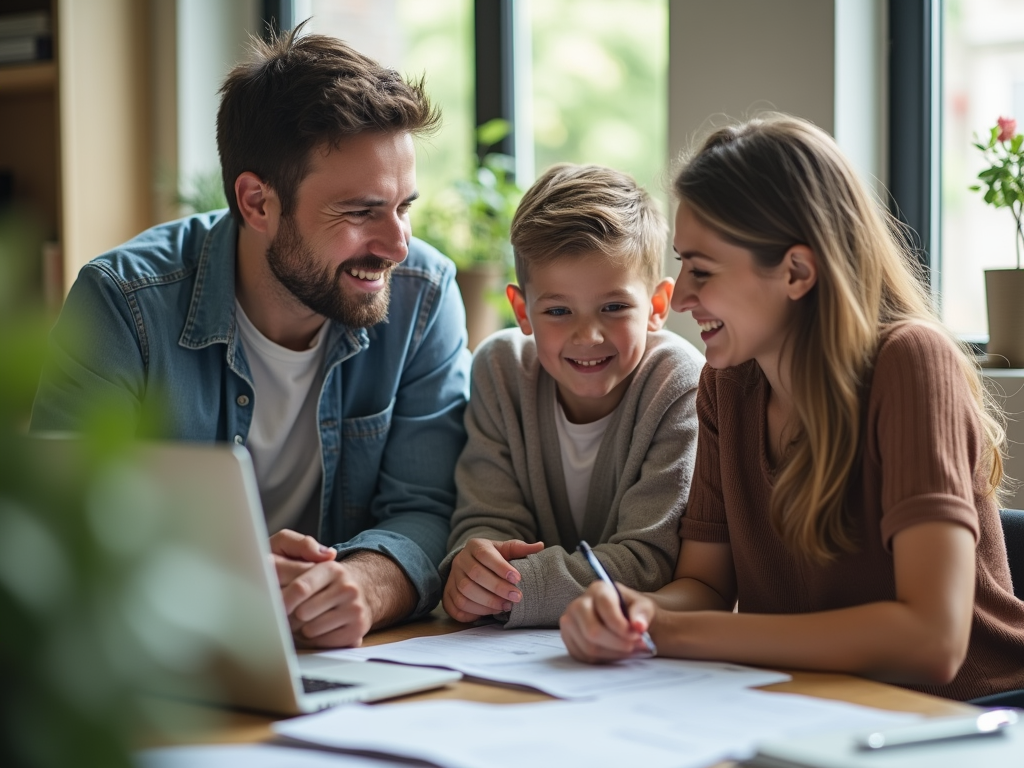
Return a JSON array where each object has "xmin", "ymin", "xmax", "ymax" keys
[{"xmin": 266, "ymin": 216, "xmax": 393, "ymax": 328}]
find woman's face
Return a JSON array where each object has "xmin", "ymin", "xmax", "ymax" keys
[{"xmin": 670, "ymin": 202, "xmax": 799, "ymax": 372}]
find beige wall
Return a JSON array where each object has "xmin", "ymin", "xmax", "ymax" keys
[
  {"xmin": 664, "ymin": 0, "xmax": 847, "ymax": 344},
  {"xmin": 58, "ymin": 0, "xmax": 153, "ymax": 288}
]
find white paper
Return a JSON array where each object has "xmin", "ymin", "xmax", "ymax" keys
[
  {"xmin": 135, "ymin": 743, "xmax": 412, "ymax": 767},
  {"xmin": 321, "ymin": 624, "xmax": 790, "ymax": 699},
  {"xmin": 273, "ymin": 689, "xmax": 919, "ymax": 768}
]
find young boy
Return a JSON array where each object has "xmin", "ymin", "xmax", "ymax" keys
[{"xmin": 440, "ymin": 163, "xmax": 704, "ymax": 628}]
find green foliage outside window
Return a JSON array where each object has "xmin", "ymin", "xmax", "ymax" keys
[
  {"xmin": 413, "ymin": 119, "xmax": 523, "ymax": 272},
  {"xmin": 530, "ymin": 0, "xmax": 667, "ymax": 196}
]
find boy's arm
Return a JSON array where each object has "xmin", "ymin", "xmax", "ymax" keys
[
  {"xmin": 439, "ymin": 352, "xmax": 541, "ymax": 585},
  {"xmin": 505, "ymin": 380, "xmax": 699, "ymax": 629}
]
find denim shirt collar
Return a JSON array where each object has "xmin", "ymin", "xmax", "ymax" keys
[{"xmin": 177, "ymin": 212, "xmax": 370, "ymax": 366}]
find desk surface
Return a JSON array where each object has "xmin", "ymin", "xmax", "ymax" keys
[{"xmin": 144, "ymin": 610, "xmax": 975, "ymax": 761}]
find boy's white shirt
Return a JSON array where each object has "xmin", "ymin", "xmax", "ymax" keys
[
  {"xmin": 554, "ymin": 392, "xmax": 615, "ymax": 534},
  {"xmin": 441, "ymin": 328, "xmax": 704, "ymax": 628},
  {"xmin": 235, "ymin": 299, "xmax": 327, "ymax": 534}
]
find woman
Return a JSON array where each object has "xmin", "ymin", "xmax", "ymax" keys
[{"xmin": 559, "ymin": 114, "xmax": 1024, "ymax": 701}]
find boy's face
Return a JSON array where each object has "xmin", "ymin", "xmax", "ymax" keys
[{"xmin": 509, "ymin": 254, "xmax": 672, "ymax": 424}]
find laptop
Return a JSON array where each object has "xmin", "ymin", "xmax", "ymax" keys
[{"xmin": 42, "ymin": 438, "xmax": 460, "ymax": 715}]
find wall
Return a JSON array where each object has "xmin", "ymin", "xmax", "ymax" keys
[
  {"xmin": 150, "ymin": 0, "xmax": 261, "ymax": 224},
  {"xmin": 664, "ymin": 0, "xmax": 886, "ymax": 345},
  {"xmin": 985, "ymin": 371, "xmax": 1024, "ymax": 509},
  {"xmin": 58, "ymin": 0, "xmax": 153, "ymax": 286}
]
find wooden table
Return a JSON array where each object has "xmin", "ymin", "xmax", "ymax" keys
[{"xmin": 142, "ymin": 609, "xmax": 975, "ymax": 763}]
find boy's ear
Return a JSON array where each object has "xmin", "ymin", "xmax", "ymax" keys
[
  {"xmin": 783, "ymin": 244, "xmax": 817, "ymax": 301},
  {"xmin": 235, "ymin": 172, "xmax": 281, "ymax": 237},
  {"xmin": 506, "ymin": 284, "xmax": 533, "ymax": 335},
  {"xmin": 647, "ymin": 277, "xmax": 674, "ymax": 331}
]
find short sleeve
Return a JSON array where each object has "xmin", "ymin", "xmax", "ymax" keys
[{"xmin": 872, "ymin": 324, "xmax": 982, "ymax": 550}]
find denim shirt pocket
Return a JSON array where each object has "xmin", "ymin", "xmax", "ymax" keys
[{"xmin": 339, "ymin": 397, "xmax": 396, "ymax": 523}]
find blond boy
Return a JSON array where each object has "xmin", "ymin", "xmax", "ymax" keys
[{"xmin": 440, "ymin": 163, "xmax": 704, "ymax": 627}]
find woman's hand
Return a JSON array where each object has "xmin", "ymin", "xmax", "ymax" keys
[{"xmin": 560, "ymin": 581, "xmax": 657, "ymax": 663}]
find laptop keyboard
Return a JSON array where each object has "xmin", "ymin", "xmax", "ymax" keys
[{"xmin": 302, "ymin": 676, "xmax": 358, "ymax": 693}]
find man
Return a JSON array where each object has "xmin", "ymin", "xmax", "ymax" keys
[{"xmin": 30, "ymin": 28, "xmax": 471, "ymax": 648}]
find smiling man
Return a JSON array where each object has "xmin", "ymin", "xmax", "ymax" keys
[{"xmin": 30, "ymin": 28, "xmax": 471, "ymax": 648}]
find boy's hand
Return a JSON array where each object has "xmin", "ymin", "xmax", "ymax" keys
[
  {"xmin": 560, "ymin": 581, "xmax": 656, "ymax": 663},
  {"xmin": 443, "ymin": 538, "xmax": 545, "ymax": 622}
]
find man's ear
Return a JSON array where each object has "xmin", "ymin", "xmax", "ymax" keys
[
  {"xmin": 235, "ymin": 172, "xmax": 281, "ymax": 236},
  {"xmin": 647, "ymin": 277, "xmax": 674, "ymax": 331},
  {"xmin": 783, "ymin": 244, "xmax": 817, "ymax": 301},
  {"xmin": 506, "ymin": 284, "xmax": 533, "ymax": 335}
]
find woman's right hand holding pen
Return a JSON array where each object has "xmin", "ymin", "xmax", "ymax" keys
[{"xmin": 560, "ymin": 581, "xmax": 658, "ymax": 663}]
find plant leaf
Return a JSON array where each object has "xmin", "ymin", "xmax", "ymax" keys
[{"xmin": 476, "ymin": 119, "xmax": 511, "ymax": 150}]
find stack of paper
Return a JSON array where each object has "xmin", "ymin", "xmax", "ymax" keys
[
  {"xmin": 272, "ymin": 688, "xmax": 917, "ymax": 768},
  {"xmin": 320, "ymin": 625, "xmax": 790, "ymax": 699}
]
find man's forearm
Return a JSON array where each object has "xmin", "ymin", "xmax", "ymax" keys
[{"xmin": 343, "ymin": 550, "xmax": 418, "ymax": 630}]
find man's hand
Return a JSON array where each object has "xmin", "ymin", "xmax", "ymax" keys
[
  {"xmin": 270, "ymin": 529, "xmax": 337, "ymax": 586},
  {"xmin": 442, "ymin": 538, "xmax": 545, "ymax": 622},
  {"xmin": 276, "ymin": 543, "xmax": 418, "ymax": 649}
]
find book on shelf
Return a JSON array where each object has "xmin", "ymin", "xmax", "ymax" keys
[
  {"xmin": 0, "ymin": 11, "xmax": 52, "ymax": 66},
  {"xmin": 0, "ymin": 35, "xmax": 52, "ymax": 65},
  {"xmin": 0, "ymin": 11, "xmax": 50, "ymax": 39}
]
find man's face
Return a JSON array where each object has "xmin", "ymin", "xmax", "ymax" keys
[{"xmin": 266, "ymin": 131, "xmax": 417, "ymax": 328}]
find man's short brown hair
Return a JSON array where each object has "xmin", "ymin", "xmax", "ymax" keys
[
  {"xmin": 509, "ymin": 163, "xmax": 667, "ymax": 290},
  {"xmin": 216, "ymin": 25, "xmax": 440, "ymax": 224}
]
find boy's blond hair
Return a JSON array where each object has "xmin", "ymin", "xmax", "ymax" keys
[{"xmin": 510, "ymin": 163, "xmax": 667, "ymax": 289}]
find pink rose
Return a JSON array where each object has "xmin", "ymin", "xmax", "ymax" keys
[{"xmin": 997, "ymin": 116, "xmax": 1017, "ymax": 142}]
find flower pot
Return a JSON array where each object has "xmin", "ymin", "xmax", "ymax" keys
[
  {"xmin": 455, "ymin": 263, "xmax": 508, "ymax": 351},
  {"xmin": 985, "ymin": 268, "xmax": 1024, "ymax": 368}
]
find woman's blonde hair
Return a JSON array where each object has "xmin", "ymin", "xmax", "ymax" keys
[{"xmin": 673, "ymin": 114, "xmax": 1005, "ymax": 562}]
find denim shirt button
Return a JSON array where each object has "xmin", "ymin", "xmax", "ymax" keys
[
  {"xmin": 233, "ymin": 435, "xmax": 244, "ymax": 445},
  {"xmin": 236, "ymin": 394, "xmax": 250, "ymax": 406}
]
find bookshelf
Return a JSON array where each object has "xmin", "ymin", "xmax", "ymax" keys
[{"xmin": 0, "ymin": 0, "xmax": 153, "ymax": 308}]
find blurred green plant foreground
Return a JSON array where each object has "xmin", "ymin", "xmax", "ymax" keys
[{"xmin": 0, "ymin": 213, "xmax": 227, "ymax": 767}]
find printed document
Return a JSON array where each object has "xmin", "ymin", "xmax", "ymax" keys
[
  {"xmin": 273, "ymin": 688, "xmax": 918, "ymax": 768},
  {"xmin": 320, "ymin": 624, "xmax": 789, "ymax": 699}
]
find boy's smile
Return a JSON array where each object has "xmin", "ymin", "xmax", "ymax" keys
[{"xmin": 509, "ymin": 254, "xmax": 672, "ymax": 424}]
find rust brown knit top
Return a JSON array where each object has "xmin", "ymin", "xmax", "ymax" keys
[{"xmin": 680, "ymin": 321, "xmax": 1024, "ymax": 700}]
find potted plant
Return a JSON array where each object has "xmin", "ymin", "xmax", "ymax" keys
[
  {"xmin": 414, "ymin": 119, "xmax": 523, "ymax": 350},
  {"xmin": 971, "ymin": 116, "xmax": 1024, "ymax": 367}
]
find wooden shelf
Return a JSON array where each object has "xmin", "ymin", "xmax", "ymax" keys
[{"xmin": 0, "ymin": 60, "xmax": 56, "ymax": 96}]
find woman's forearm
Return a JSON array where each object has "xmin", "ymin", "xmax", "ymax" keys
[
  {"xmin": 648, "ymin": 601, "xmax": 968, "ymax": 686},
  {"xmin": 646, "ymin": 577, "xmax": 732, "ymax": 613}
]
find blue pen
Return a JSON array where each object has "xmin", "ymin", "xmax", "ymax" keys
[{"xmin": 577, "ymin": 540, "xmax": 657, "ymax": 656}]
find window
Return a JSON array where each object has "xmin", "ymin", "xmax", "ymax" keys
[
  {"xmin": 527, "ymin": 0, "xmax": 667, "ymax": 196},
  {"xmin": 294, "ymin": 0, "xmax": 474, "ymax": 200},
  {"xmin": 941, "ymin": 0, "xmax": 1024, "ymax": 338}
]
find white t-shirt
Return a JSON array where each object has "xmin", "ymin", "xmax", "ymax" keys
[
  {"xmin": 235, "ymin": 301, "xmax": 327, "ymax": 534},
  {"xmin": 553, "ymin": 393, "xmax": 615, "ymax": 533}
]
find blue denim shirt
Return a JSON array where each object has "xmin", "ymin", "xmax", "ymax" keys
[{"xmin": 31, "ymin": 211, "xmax": 471, "ymax": 617}]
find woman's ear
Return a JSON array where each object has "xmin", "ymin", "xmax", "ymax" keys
[
  {"xmin": 506, "ymin": 284, "xmax": 533, "ymax": 335},
  {"xmin": 235, "ymin": 172, "xmax": 281, "ymax": 236},
  {"xmin": 783, "ymin": 244, "xmax": 817, "ymax": 301},
  {"xmin": 648, "ymin": 277, "xmax": 674, "ymax": 331}
]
